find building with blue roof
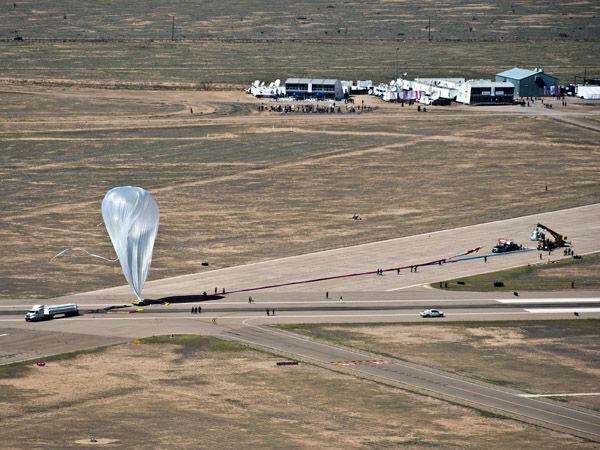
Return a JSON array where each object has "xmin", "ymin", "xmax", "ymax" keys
[{"xmin": 495, "ymin": 67, "xmax": 559, "ymax": 97}]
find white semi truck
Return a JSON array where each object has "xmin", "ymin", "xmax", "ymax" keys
[{"xmin": 25, "ymin": 304, "xmax": 79, "ymax": 322}]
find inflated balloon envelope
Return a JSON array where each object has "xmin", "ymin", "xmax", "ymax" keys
[{"xmin": 101, "ymin": 187, "xmax": 159, "ymax": 303}]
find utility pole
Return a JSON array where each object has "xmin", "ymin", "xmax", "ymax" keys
[
  {"xmin": 171, "ymin": 15, "xmax": 175, "ymax": 40},
  {"xmin": 428, "ymin": 16, "xmax": 431, "ymax": 41},
  {"xmin": 396, "ymin": 47, "xmax": 400, "ymax": 79}
]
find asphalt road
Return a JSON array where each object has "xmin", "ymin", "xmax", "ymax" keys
[
  {"xmin": 3, "ymin": 298, "xmax": 599, "ymax": 439},
  {"xmin": 2, "ymin": 204, "xmax": 600, "ymax": 440},
  {"xmin": 223, "ymin": 323, "xmax": 600, "ymax": 441},
  {"xmin": 2, "ymin": 295, "xmax": 600, "ymax": 440}
]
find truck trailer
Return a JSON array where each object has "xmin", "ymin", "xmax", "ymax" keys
[{"xmin": 25, "ymin": 304, "xmax": 79, "ymax": 322}]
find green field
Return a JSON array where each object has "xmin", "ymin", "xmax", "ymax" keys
[{"xmin": 435, "ymin": 252, "xmax": 600, "ymax": 291}]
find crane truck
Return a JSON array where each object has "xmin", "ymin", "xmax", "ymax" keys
[
  {"xmin": 25, "ymin": 304, "xmax": 79, "ymax": 322},
  {"xmin": 530, "ymin": 223, "xmax": 568, "ymax": 251}
]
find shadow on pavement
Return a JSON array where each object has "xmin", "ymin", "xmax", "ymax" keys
[{"xmin": 155, "ymin": 294, "xmax": 225, "ymax": 304}]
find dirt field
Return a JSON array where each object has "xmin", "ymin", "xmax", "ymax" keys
[
  {"xmin": 0, "ymin": 327, "xmax": 124, "ymax": 365},
  {"xmin": 1, "ymin": 87, "xmax": 599, "ymax": 299},
  {"xmin": 281, "ymin": 321, "xmax": 600, "ymax": 412},
  {"xmin": 436, "ymin": 252, "xmax": 600, "ymax": 291},
  {"xmin": 0, "ymin": 335, "xmax": 595, "ymax": 449},
  {"xmin": 2, "ymin": 0, "xmax": 599, "ymax": 41}
]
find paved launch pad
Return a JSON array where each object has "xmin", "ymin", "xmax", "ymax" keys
[{"xmin": 49, "ymin": 202, "xmax": 600, "ymax": 304}]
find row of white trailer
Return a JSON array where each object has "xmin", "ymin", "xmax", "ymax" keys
[
  {"xmin": 247, "ymin": 77, "xmax": 599, "ymax": 104},
  {"xmin": 247, "ymin": 79, "xmax": 286, "ymax": 98},
  {"xmin": 247, "ymin": 78, "xmax": 373, "ymax": 100},
  {"xmin": 371, "ymin": 77, "xmax": 516, "ymax": 105},
  {"xmin": 246, "ymin": 77, "xmax": 515, "ymax": 105}
]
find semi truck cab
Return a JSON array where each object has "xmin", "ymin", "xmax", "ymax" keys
[{"xmin": 25, "ymin": 305, "xmax": 44, "ymax": 321}]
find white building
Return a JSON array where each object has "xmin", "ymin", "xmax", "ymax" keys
[
  {"xmin": 284, "ymin": 78, "xmax": 345, "ymax": 101},
  {"xmin": 341, "ymin": 80, "xmax": 353, "ymax": 96},
  {"xmin": 351, "ymin": 80, "xmax": 373, "ymax": 95},
  {"xmin": 456, "ymin": 80, "xmax": 515, "ymax": 105}
]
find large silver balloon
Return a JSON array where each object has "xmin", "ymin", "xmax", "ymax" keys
[{"xmin": 101, "ymin": 187, "xmax": 159, "ymax": 301}]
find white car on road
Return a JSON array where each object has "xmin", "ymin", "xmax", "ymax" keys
[{"xmin": 419, "ymin": 309, "xmax": 444, "ymax": 318}]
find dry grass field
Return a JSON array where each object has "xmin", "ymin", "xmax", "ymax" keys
[
  {"xmin": 0, "ymin": 4, "xmax": 599, "ymax": 300},
  {"xmin": 1, "ymin": 40, "xmax": 599, "ymax": 87},
  {"xmin": 0, "ymin": 335, "xmax": 596, "ymax": 449},
  {"xmin": 2, "ymin": 3, "xmax": 600, "ymax": 448},
  {"xmin": 0, "ymin": 1, "xmax": 599, "ymax": 87},
  {"xmin": 2, "ymin": 0, "xmax": 599, "ymax": 41},
  {"xmin": 1, "ymin": 87, "xmax": 599, "ymax": 299},
  {"xmin": 280, "ymin": 320, "xmax": 600, "ymax": 412}
]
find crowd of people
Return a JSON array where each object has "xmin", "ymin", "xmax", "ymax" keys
[
  {"xmin": 519, "ymin": 96, "xmax": 568, "ymax": 108},
  {"xmin": 257, "ymin": 102, "xmax": 372, "ymax": 114}
]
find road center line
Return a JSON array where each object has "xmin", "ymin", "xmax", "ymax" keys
[
  {"xmin": 0, "ymin": 310, "xmax": 583, "ymax": 324},
  {"xmin": 386, "ymin": 283, "xmax": 430, "ymax": 292},
  {"xmin": 520, "ymin": 393, "xmax": 600, "ymax": 398},
  {"xmin": 525, "ymin": 308, "xmax": 600, "ymax": 313},
  {"xmin": 498, "ymin": 298, "xmax": 600, "ymax": 304}
]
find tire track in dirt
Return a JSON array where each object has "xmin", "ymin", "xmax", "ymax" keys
[
  {"xmin": 548, "ymin": 116, "xmax": 600, "ymax": 134},
  {"xmin": 0, "ymin": 139, "xmax": 420, "ymax": 222},
  {"xmin": 3, "ymin": 107, "xmax": 598, "ymax": 134}
]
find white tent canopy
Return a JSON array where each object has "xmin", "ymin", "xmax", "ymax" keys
[{"xmin": 577, "ymin": 85, "xmax": 600, "ymax": 100}]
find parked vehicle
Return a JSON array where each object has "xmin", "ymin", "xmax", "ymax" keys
[
  {"xmin": 25, "ymin": 304, "xmax": 78, "ymax": 322},
  {"xmin": 419, "ymin": 309, "xmax": 444, "ymax": 318},
  {"xmin": 492, "ymin": 239, "xmax": 522, "ymax": 253}
]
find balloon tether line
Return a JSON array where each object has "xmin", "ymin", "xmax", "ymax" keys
[{"xmin": 50, "ymin": 247, "xmax": 118, "ymax": 263}]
